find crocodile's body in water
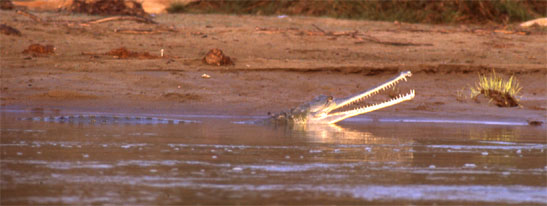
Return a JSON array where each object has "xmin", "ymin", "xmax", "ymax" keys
[
  {"xmin": 20, "ymin": 71, "xmax": 414, "ymax": 125},
  {"xmin": 19, "ymin": 115, "xmax": 198, "ymax": 124},
  {"xmin": 264, "ymin": 71, "xmax": 415, "ymax": 125}
]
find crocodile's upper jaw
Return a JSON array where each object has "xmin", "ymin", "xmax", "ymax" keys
[{"xmin": 307, "ymin": 71, "xmax": 415, "ymax": 124}]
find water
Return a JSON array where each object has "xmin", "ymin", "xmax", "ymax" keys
[{"xmin": 1, "ymin": 112, "xmax": 546, "ymax": 205}]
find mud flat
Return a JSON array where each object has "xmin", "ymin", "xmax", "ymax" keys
[{"xmin": 0, "ymin": 10, "xmax": 545, "ymax": 123}]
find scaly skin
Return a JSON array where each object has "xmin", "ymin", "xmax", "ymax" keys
[
  {"xmin": 267, "ymin": 71, "xmax": 415, "ymax": 125},
  {"xmin": 19, "ymin": 115, "xmax": 198, "ymax": 124}
]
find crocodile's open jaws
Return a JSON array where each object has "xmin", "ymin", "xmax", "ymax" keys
[{"xmin": 269, "ymin": 71, "xmax": 415, "ymax": 124}]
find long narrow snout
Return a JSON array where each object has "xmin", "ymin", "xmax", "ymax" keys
[{"xmin": 315, "ymin": 71, "xmax": 415, "ymax": 124}]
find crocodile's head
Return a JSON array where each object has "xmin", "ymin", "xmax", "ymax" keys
[{"xmin": 278, "ymin": 71, "xmax": 415, "ymax": 124}]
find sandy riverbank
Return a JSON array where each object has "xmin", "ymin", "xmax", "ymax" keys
[{"xmin": 1, "ymin": 11, "xmax": 545, "ymax": 123}]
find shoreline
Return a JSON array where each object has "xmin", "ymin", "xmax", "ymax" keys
[{"xmin": 1, "ymin": 11, "xmax": 545, "ymax": 126}]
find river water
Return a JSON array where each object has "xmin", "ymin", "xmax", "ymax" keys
[{"xmin": 1, "ymin": 111, "xmax": 546, "ymax": 205}]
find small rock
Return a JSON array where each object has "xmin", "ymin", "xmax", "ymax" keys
[
  {"xmin": 202, "ymin": 48, "xmax": 234, "ymax": 66},
  {"xmin": 527, "ymin": 120, "xmax": 543, "ymax": 126},
  {"xmin": 0, "ymin": 24, "xmax": 21, "ymax": 36},
  {"xmin": 23, "ymin": 44, "xmax": 55, "ymax": 56},
  {"xmin": 0, "ymin": 0, "xmax": 14, "ymax": 10},
  {"xmin": 105, "ymin": 47, "xmax": 158, "ymax": 59}
]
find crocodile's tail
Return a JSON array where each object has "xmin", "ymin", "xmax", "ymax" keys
[{"xmin": 19, "ymin": 115, "xmax": 198, "ymax": 124}]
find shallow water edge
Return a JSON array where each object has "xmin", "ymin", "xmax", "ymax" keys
[{"xmin": 1, "ymin": 110, "xmax": 546, "ymax": 205}]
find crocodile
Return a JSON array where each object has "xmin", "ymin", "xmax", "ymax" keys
[
  {"xmin": 19, "ymin": 71, "xmax": 414, "ymax": 125},
  {"xmin": 264, "ymin": 71, "xmax": 415, "ymax": 125}
]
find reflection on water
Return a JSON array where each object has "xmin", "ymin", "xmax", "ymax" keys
[{"xmin": 1, "ymin": 112, "xmax": 546, "ymax": 205}]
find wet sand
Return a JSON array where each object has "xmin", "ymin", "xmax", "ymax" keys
[{"xmin": 0, "ymin": 10, "xmax": 546, "ymax": 123}]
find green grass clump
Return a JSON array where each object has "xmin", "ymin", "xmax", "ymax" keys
[
  {"xmin": 167, "ymin": 0, "xmax": 545, "ymax": 24},
  {"xmin": 166, "ymin": 2, "xmax": 187, "ymax": 13},
  {"xmin": 470, "ymin": 71, "xmax": 522, "ymax": 107}
]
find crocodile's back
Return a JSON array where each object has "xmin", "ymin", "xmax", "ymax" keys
[{"xmin": 19, "ymin": 115, "xmax": 197, "ymax": 125}]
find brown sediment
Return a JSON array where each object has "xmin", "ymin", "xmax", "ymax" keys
[
  {"xmin": 162, "ymin": 92, "xmax": 202, "ymax": 102},
  {"xmin": 0, "ymin": 11, "xmax": 545, "ymax": 121},
  {"xmin": 37, "ymin": 90, "xmax": 98, "ymax": 100},
  {"xmin": 22, "ymin": 44, "xmax": 54, "ymax": 56},
  {"xmin": 105, "ymin": 47, "xmax": 159, "ymax": 59},
  {"xmin": 0, "ymin": 0, "xmax": 13, "ymax": 10},
  {"xmin": 0, "ymin": 24, "xmax": 21, "ymax": 36}
]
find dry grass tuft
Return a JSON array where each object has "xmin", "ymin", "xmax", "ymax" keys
[{"xmin": 470, "ymin": 71, "xmax": 521, "ymax": 107}]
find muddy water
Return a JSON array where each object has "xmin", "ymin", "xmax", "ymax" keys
[{"xmin": 1, "ymin": 112, "xmax": 546, "ymax": 205}]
